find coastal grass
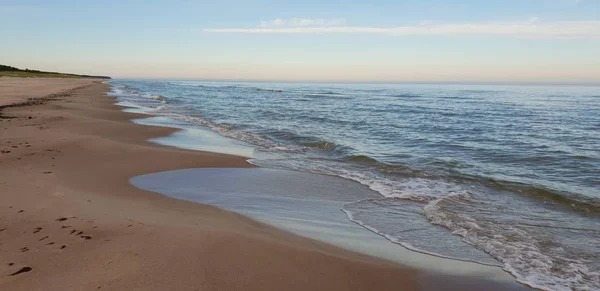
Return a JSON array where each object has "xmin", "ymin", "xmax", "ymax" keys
[
  {"xmin": 0, "ymin": 71, "xmax": 86, "ymax": 78},
  {"xmin": 0, "ymin": 64, "xmax": 110, "ymax": 79}
]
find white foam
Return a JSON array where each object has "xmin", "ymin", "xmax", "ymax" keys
[
  {"xmin": 341, "ymin": 204, "xmax": 500, "ymax": 266},
  {"xmin": 141, "ymin": 93, "xmax": 168, "ymax": 103},
  {"xmin": 256, "ymin": 158, "xmax": 600, "ymax": 290},
  {"xmin": 423, "ymin": 194, "xmax": 600, "ymax": 291},
  {"xmin": 160, "ymin": 113, "xmax": 280, "ymax": 150}
]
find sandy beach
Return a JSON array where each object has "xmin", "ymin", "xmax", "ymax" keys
[
  {"xmin": 0, "ymin": 78, "xmax": 423, "ymax": 291},
  {"xmin": 2, "ymin": 1, "xmax": 597, "ymax": 289},
  {"xmin": 0, "ymin": 78, "xmax": 531, "ymax": 291}
]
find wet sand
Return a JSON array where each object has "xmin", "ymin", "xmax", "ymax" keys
[{"xmin": 0, "ymin": 78, "xmax": 527, "ymax": 290}]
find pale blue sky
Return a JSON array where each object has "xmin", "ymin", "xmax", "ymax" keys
[{"xmin": 1, "ymin": 0, "xmax": 599, "ymax": 83}]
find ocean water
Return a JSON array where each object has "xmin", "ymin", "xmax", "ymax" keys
[{"xmin": 110, "ymin": 80, "xmax": 600, "ymax": 291}]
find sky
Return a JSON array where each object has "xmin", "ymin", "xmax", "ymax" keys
[{"xmin": 1, "ymin": 0, "xmax": 599, "ymax": 84}]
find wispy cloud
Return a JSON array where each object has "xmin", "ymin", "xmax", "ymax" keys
[
  {"xmin": 204, "ymin": 19, "xmax": 600, "ymax": 38},
  {"xmin": 259, "ymin": 18, "xmax": 347, "ymax": 28}
]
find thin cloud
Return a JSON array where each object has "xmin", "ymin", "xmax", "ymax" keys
[
  {"xmin": 259, "ymin": 18, "xmax": 347, "ymax": 28},
  {"xmin": 204, "ymin": 19, "xmax": 600, "ymax": 38}
]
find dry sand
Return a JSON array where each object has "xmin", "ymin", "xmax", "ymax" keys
[
  {"xmin": 0, "ymin": 78, "xmax": 96, "ymax": 107},
  {"xmin": 0, "ymin": 78, "xmax": 524, "ymax": 291}
]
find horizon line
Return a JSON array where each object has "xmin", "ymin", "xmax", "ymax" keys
[{"xmin": 109, "ymin": 77, "xmax": 600, "ymax": 87}]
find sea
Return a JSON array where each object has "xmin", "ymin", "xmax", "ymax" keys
[{"xmin": 109, "ymin": 79, "xmax": 600, "ymax": 291}]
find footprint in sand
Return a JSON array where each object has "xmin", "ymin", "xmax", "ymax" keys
[{"xmin": 8, "ymin": 267, "xmax": 32, "ymax": 276}]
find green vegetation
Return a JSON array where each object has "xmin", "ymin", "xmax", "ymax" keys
[{"xmin": 0, "ymin": 64, "xmax": 110, "ymax": 79}]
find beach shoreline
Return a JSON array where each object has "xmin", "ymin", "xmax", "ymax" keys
[{"xmin": 0, "ymin": 78, "xmax": 526, "ymax": 290}]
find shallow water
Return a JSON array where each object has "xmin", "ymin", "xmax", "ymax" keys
[
  {"xmin": 131, "ymin": 167, "xmax": 521, "ymax": 284},
  {"xmin": 111, "ymin": 80, "xmax": 600, "ymax": 290}
]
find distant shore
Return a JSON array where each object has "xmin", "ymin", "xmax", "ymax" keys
[
  {"xmin": 0, "ymin": 65, "xmax": 110, "ymax": 79},
  {"xmin": 0, "ymin": 77, "xmax": 527, "ymax": 290}
]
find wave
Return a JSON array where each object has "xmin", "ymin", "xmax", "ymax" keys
[
  {"xmin": 437, "ymin": 95, "xmax": 477, "ymax": 100},
  {"xmin": 110, "ymin": 80, "xmax": 600, "ymax": 290},
  {"xmin": 341, "ymin": 196, "xmax": 502, "ymax": 266},
  {"xmin": 304, "ymin": 92, "xmax": 353, "ymax": 99},
  {"xmin": 302, "ymin": 140, "xmax": 349, "ymax": 153},
  {"xmin": 480, "ymin": 178, "xmax": 600, "ymax": 213},
  {"xmin": 317, "ymin": 91, "xmax": 343, "ymax": 95},
  {"xmin": 574, "ymin": 154, "xmax": 594, "ymax": 160},
  {"xmin": 293, "ymin": 156, "xmax": 600, "ymax": 290},
  {"xmin": 122, "ymin": 81, "xmax": 600, "ymax": 215},
  {"xmin": 392, "ymin": 93, "xmax": 422, "ymax": 98},
  {"xmin": 142, "ymin": 94, "xmax": 168, "ymax": 103},
  {"xmin": 423, "ymin": 193, "xmax": 600, "ymax": 291},
  {"xmin": 340, "ymin": 201, "xmax": 498, "ymax": 264},
  {"xmin": 258, "ymin": 129, "xmax": 308, "ymax": 144},
  {"xmin": 161, "ymin": 113, "xmax": 279, "ymax": 149},
  {"xmin": 344, "ymin": 155, "xmax": 379, "ymax": 164},
  {"xmin": 458, "ymin": 89, "xmax": 503, "ymax": 94},
  {"xmin": 109, "ymin": 85, "xmax": 137, "ymax": 96},
  {"xmin": 169, "ymin": 83, "xmax": 286, "ymax": 94},
  {"xmin": 109, "ymin": 85, "xmax": 168, "ymax": 104},
  {"xmin": 249, "ymin": 126, "xmax": 598, "ymax": 215},
  {"xmin": 254, "ymin": 87, "xmax": 284, "ymax": 93},
  {"xmin": 253, "ymin": 128, "xmax": 357, "ymax": 156},
  {"xmin": 355, "ymin": 88, "xmax": 387, "ymax": 93},
  {"xmin": 255, "ymin": 151, "xmax": 600, "ymax": 290},
  {"xmin": 339, "ymin": 179, "xmax": 600, "ymax": 291},
  {"xmin": 333, "ymin": 155, "xmax": 599, "ymax": 214}
]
